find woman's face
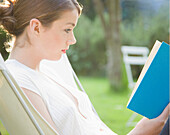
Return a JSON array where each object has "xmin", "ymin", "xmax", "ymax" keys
[{"xmin": 37, "ymin": 9, "xmax": 79, "ymax": 60}]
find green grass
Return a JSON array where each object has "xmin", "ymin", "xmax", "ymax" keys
[
  {"xmin": 0, "ymin": 122, "xmax": 8, "ymax": 135},
  {"xmin": 0, "ymin": 76, "xmax": 142, "ymax": 135}
]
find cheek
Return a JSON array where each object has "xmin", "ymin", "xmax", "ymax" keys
[
  {"xmin": 49, "ymin": 31, "xmax": 66, "ymax": 46},
  {"xmin": 44, "ymin": 34, "xmax": 64, "ymax": 50}
]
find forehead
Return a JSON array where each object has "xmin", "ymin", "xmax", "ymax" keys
[{"xmin": 52, "ymin": 9, "xmax": 79, "ymax": 27}]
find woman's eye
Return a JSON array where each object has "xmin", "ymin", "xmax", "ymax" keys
[{"xmin": 65, "ymin": 29, "xmax": 72, "ymax": 33}]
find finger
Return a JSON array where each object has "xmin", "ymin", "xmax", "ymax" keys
[{"xmin": 158, "ymin": 103, "xmax": 170, "ymax": 120}]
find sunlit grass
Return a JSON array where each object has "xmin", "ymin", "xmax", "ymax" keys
[
  {"xmin": 0, "ymin": 122, "xmax": 8, "ymax": 135},
  {"xmin": 0, "ymin": 76, "xmax": 142, "ymax": 135}
]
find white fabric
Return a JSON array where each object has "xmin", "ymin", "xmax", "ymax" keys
[
  {"xmin": 40, "ymin": 54, "xmax": 78, "ymax": 89},
  {"xmin": 5, "ymin": 55, "xmax": 117, "ymax": 135}
]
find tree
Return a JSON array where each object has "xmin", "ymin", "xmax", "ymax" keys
[
  {"xmin": 0, "ymin": 28, "xmax": 10, "ymax": 60},
  {"xmin": 93, "ymin": 0, "xmax": 123, "ymax": 91},
  {"xmin": 78, "ymin": 0, "xmax": 96, "ymax": 20}
]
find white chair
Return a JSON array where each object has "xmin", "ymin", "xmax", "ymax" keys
[
  {"xmin": 121, "ymin": 46, "xmax": 149, "ymax": 89},
  {"xmin": 121, "ymin": 46, "xmax": 149, "ymax": 127}
]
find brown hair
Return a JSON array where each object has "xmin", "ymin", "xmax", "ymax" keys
[{"xmin": 0, "ymin": 0, "xmax": 83, "ymax": 36}]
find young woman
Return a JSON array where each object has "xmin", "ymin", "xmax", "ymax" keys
[{"xmin": 0, "ymin": 0, "xmax": 169, "ymax": 135}]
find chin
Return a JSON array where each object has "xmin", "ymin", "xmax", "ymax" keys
[{"xmin": 46, "ymin": 54, "xmax": 62, "ymax": 61}]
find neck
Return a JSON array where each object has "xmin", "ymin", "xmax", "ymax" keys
[
  {"xmin": 9, "ymin": 41, "xmax": 42, "ymax": 70},
  {"xmin": 8, "ymin": 29, "xmax": 45, "ymax": 70}
]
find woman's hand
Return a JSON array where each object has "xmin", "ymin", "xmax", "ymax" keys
[{"xmin": 128, "ymin": 103, "xmax": 170, "ymax": 135}]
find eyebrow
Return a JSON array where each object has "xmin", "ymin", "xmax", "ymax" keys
[{"xmin": 66, "ymin": 23, "xmax": 75, "ymax": 27}]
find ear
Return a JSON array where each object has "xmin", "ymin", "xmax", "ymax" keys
[{"xmin": 29, "ymin": 18, "xmax": 41, "ymax": 35}]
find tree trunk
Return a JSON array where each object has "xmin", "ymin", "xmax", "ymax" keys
[
  {"xmin": 106, "ymin": 33, "xmax": 122, "ymax": 91},
  {"xmin": 107, "ymin": 0, "xmax": 122, "ymax": 91},
  {"xmin": 93, "ymin": 0, "xmax": 123, "ymax": 91}
]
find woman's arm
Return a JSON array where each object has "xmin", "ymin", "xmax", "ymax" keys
[
  {"xmin": 128, "ymin": 103, "xmax": 170, "ymax": 135},
  {"xmin": 22, "ymin": 88, "xmax": 58, "ymax": 132}
]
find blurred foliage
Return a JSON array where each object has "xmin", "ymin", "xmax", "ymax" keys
[
  {"xmin": 0, "ymin": 28, "xmax": 10, "ymax": 60},
  {"xmin": 121, "ymin": 0, "xmax": 141, "ymax": 22},
  {"xmin": 67, "ymin": 14, "xmax": 106, "ymax": 76},
  {"xmin": 147, "ymin": 4, "xmax": 169, "ymax": 49},
  {"xmin": 78, "ymin": 0, "xmax": 96, "ymax": 20},
  {"xmin": 68, "ymin": 1, "xmax": 168, "ymax": 77},
  {"xmin": 121, "ymin": 7, "xmax": 169, "ymax": 48}
]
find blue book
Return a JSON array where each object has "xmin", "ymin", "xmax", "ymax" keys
[{"xmin": 127, "ymin": 40, "xmax": 170, "ymax": 119}]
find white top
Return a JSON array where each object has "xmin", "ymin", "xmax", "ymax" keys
[{"xmin": 5, "ymin": 55, "xmax": 117, "ymax": 135}]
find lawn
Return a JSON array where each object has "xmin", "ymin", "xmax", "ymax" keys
[{"xmin": 0, "ymin": 76, "xmax": 142, "ymax": 135}]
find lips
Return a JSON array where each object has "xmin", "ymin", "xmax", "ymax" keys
[{"xmin": 61, "ymin": 49, "xmax": 67, "ymax": 53}]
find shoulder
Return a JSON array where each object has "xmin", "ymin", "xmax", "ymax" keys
[
  {"xmin": 5, "ymin": 59, "xmax": 41, "ymax": 96},
  {"xmin": 5, "ymin": 59, "xmax": 30, "ymax": 75},
  {"xmin": 5, "ymin": 59, "xmax": 40, "ymax": 80}
]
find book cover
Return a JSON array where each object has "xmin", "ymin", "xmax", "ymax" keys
[{"xmin": 127, "ymin": 40, "xmax": 170, "ymax": 119}]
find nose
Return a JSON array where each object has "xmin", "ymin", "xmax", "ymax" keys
[{"xmin": 67, "ymin": 33, "xmax": 77, "ymax": 46}]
